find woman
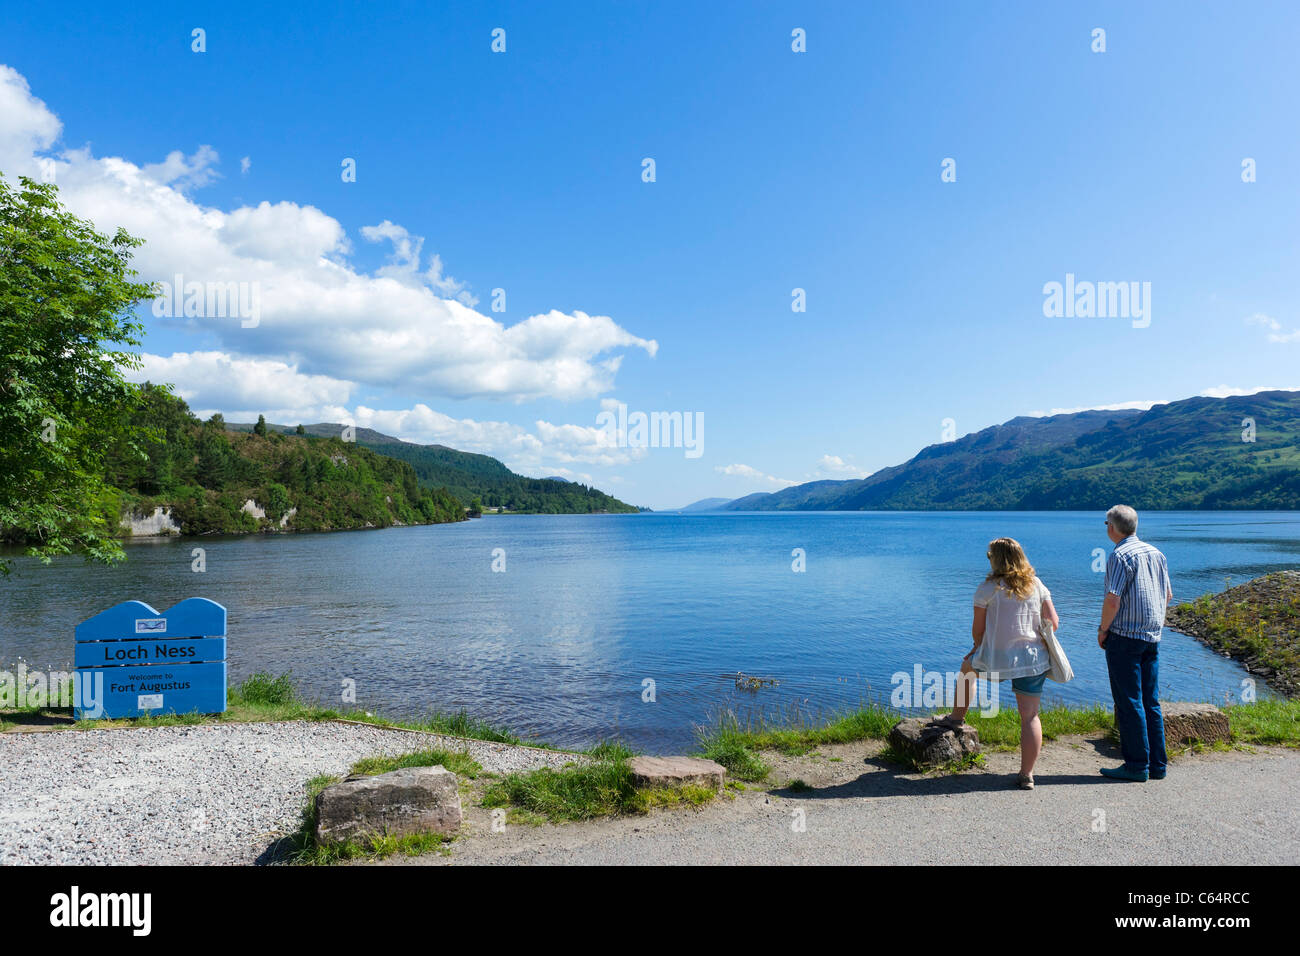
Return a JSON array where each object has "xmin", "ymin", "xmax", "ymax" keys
[{"xmin": 940, "ymin": 537, "xmax": 1059, "ymax": 789}]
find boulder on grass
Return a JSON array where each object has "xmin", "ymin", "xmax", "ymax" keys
[
  {"xmin": 1160, "ymin": 702, "xmax": 1230, "ymax": 746},
  {"xmin": 888, "ymin": 717, "xmax": 981, "ymax": 770},
  {"xmin": 314, "ymin": 765, "xmax": 461, "ymax": 847},
  {"xmin": 629, "ymin": 756, "xmax": 725, "ymax": 791}
]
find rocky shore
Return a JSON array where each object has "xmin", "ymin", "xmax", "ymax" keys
[{"xmin": 1166, "ymin": 571, "xmax": 1300, "ymax": 698}]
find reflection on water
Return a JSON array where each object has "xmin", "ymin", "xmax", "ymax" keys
[{"xmin": 1, "ymin": 511, "xmax": 1294, "ymax": 751}]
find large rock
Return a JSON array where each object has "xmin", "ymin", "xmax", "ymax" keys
[
  {"xmin": 314, "ymin": 765, "xmax": 461, "ymax": 846},
  {"xmin": 888, "ymin": 718, "xmax": 981, "ymax": 770},
  {"xmin": 1160, "ymin": 702, "xmax": 1231, "ymax": 746},
  {"xmin": 629, "ymin": 756, "xmax": 725, "ymax": 791}
]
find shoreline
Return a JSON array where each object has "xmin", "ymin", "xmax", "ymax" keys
[
  {"xmin": 1166, "ymin": 571, "xmax": 1300, "ymax": 698},
  {"xmin": 4, "ymin": 672, "xmax": 1298, "ymax": 865}
]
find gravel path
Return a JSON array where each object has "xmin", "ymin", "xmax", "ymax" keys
[
  {"xmin": 0, "ymin": 720, "xmax": 580, "ymax": 865},
  {"xmin": 392, "ymin": 736, "xmax": 1300, "ymax": 866}
]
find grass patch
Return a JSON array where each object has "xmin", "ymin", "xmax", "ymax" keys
[
  {"xmin": 962, "ymin": 703, "xmax": 1116, "ymax": 750},
  {"xmin": 696, "ymin": 698, "xmax": 1300, "ymax": 776},
  {"xmin": 233, "ymin": 671, "xmax": 297, "ymax": 706},
  {"xmin": 7, "ymin": 671, "xmax": 554, "ymax": 751},
  {"xmin": 481, "ymin": 741, "xmax": 720, "ymax": 822},
  {"xmin": 1224, "ymin": 697, "xmax": 1300, "ymax": 747},
  {"xmin": 349, "ymin": 748, "xmax": 481, "ymax": 780},
  {"xmin": 481, "ymin": 742, "xmax": 636, "ymax": 822},
  {"xmin": 634, "ymin": 785, "xmax": 718, "ymax": 810}
]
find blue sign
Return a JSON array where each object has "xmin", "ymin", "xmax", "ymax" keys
[{"xmin": 74, "ymin": 598, "xmax": 227, "ymax": 719}]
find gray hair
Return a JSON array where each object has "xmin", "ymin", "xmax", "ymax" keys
[{"xmin": 1106, "ymin": 504, "xmax": 1138, "ymax": 536}]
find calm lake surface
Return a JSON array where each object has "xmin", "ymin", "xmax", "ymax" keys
[{"xmin": 2, "ymin": 511, "xmax": 1296, "ymax": 751}]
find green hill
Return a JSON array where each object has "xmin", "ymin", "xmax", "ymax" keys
[
  {"xmin": 723, "ymin": 392, "xmax": 1300, "ymax": 511},
  {"xmin": 100, "ymin": 387, "xmax": 467, "ymax": 535},
  {"xmin": 228, "ymin": 421, "xmax": 641, "ymax": 515}
]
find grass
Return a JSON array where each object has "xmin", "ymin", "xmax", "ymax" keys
[
  {"xmin": 286, "ymin": 747, "xmax": 481, "ymax": 864},
  {"xmin": 349, "ymin": 748, "xmax": 481, "ymax": 779},
  {"xmin": 695, "ymin": 698, "xmax": 1300, "ymax": 780},
  {"xmin": 1223, "ymin": 697, "xmax": 1300, "ymax": 746},
  {"xmin": 3, "ymin": 670, "xmax": 553, "ymax": 750},
  {"xmin": 480, "ymin": 740, "xmax": 721, "ymax": 822},
  {"xmin": 481, "ymin": 742, "xmax": 637, "ymax": 822}
]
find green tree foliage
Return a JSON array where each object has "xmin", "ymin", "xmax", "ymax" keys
[
  {"xmin": 366, "ymin": 440, "xmax": 639, "ymax": 513},
  {"xmin": 103, "ymin": 386, "xmax": 466, "ymax": 534},
  {"xmin": 0, "ymin": 176, "xmax": 154, "ymax": 575},
  {"xmin": 254, "ymin": 414, "xmax": 268, "ymax": 437}
]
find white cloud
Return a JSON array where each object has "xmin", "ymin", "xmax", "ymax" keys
[
  {"xmin": 141, "ymin": 145, "xmax": 221, "ymax": 191},
  {"xmin": 1029, "ymin": 383, "xmax": 1300, "ymax": 418},
  {"xmin": 535, "ymin": 466, "xmax": 596, "ymax": 484},
  {"xmin": 1245, "ymin": 313, "xmax": 1300, "ymax": 344},
  {"xmin": 341, "ymin": 403, "xmax": 646, "ymax": 471},
  {"xmin": 1026, "ymin": 399, "xmax": 1165, "ymax": 417},
  {"xmin": 714, "ymin": 463, "xmax": 797, "ymax": 487},
  {"xmin": 239, "ymin": 156, "xmax": 250, "ymax": 175},
  {"xmin": 134, "ymin": 351, "xmax": 355, "ymax": 421},
  {"xmin": 0, "ymin": 65, "xmax": 60, "ymax": 176},
  {"xmin": 1200, "ymin": 384, "xmax": 1300, "ymax": 398},
  {"xmin": 125, "ymin": 347, "xmax": 648, "ymax": 473},
  {"xmin": 814, "ymin": 454, "xmax": 869, "ymax": 479},
  {"xmin": 0, "ymin": 64, "xmax": 657, "ymax": 404}
]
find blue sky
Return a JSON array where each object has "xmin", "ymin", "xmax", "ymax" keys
[{"xmin": 3, "ymin": 1, "xmax": 1298, "ymax": 509}]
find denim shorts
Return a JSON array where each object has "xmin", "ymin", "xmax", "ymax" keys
[{"xmin": 1009, "ymin": 670, "xmax": 1049, "ymax": 696}]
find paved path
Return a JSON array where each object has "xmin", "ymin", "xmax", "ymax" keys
[
  {"xmin": 5, "ymin": 720, "xmax": 1294, "ymax": 865},
  {"xmin": 398, "ymin": 736, "xmax": 1300, "ymax": 865}
]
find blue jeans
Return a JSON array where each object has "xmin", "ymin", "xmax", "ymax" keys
[{"xmin": 1105, "ymin": 632, "xmax": 1167, "ymax": 775}]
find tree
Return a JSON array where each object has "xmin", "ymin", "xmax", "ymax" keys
[
  {"xmin": 0, "ymin": 175, "xmax": 154, "ymax": 576},
  {"xmin": 254, "ymin": 414, "xmax": 268, "ymax": 437},
  {"xmin": 296, "ymin": 423, "xmax": 305, "ymax": 435}
]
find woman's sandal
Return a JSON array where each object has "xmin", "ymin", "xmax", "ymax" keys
[{"xmin": 1016, "ymin": 774, "xmax": 1034, "ymax": 790}]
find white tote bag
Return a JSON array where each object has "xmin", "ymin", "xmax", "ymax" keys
[{"xmin": 1039, "ymin": 621, "xmax": 1074, "ymax": 683}]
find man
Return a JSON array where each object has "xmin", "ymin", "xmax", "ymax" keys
[{"xmin": 1098, "ymin": 504, "xmax": 1173, "ymax": 782}]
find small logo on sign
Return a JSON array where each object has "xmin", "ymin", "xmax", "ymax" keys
[
  {"xmin": 135, "ymin": 619, "xmax": 167, "ymax": 634},
  {"xmin": 138, "ymin": 694, "xmax": 164, "ymax": 710}
]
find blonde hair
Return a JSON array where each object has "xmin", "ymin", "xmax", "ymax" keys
[{"xmin": 985, "ymin": 537, "xmax": 1037, "ymax": 599}]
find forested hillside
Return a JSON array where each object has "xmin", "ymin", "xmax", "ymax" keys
[
  {"xmin": 230, "ymin": 422, "xmax": 641, "ymax": 514},
  {"xmin": 101, "ymin": 386, "xmax": 466, "ymax": 535},
  {"xmin": 724, "ymin": 392, "xmax": 1300, "ymax": 511}
]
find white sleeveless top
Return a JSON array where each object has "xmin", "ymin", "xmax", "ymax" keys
[{"xmin": 970, "ymin": 576, "xmax": 1052, "ymax": 678}]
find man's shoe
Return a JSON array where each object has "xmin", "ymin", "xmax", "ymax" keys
[
  {"xmin": 1100, "ymin": 765, "xmax": 1149, "ymax": 782},
  {"xmin": 1149, "ymin": 769, "xmax": 1166, "ymax": 780}
]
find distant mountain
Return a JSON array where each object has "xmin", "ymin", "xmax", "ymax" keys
[
  {"xmin": 722, "ymin": 392, "xmax": 1300, "ymax": 511},
  {"xmin": 544, "ymin": 476, "xmax": 571, "ymax": 483},
  {"xmin": 229, "ymin": 421, "xmax": 640, "ymax": 514},
  {"xmin": 671, "ymin": 497, "xmax": 735, "ymax": 512}
]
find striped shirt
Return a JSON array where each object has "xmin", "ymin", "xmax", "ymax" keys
[{"xmin": 1104, "ymin": 535, "xmax": 1172, "ymax": 643}]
